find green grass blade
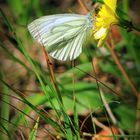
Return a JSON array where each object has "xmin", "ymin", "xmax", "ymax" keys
[
  {"xmin": 0, "ymin": 79, "xmax": 60, "ymax": 129},
  {"xmin": 28, "ymin": 117, "xmax": 39, "ymax": 140},
  {"xmin": 0, "ymin": 76, "xmax": 10, "ymax": 140},
  {"xmin": 0, "ymin": 41, "xmax": 32, "ymax": 72}
]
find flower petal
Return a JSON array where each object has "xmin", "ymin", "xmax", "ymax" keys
[
  {"xmin": 94, "ymin": 27, "xmax": 107, "ymax": 40},
  {"xmin": 97, "ymin": 30, "xmax": 109, "ymax": 47},
  {"xmin": 104, "ymin": 0, "xmax": 117, "ymax": 12}
]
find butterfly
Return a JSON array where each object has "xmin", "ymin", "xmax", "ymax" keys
[{"xmin": 28, "ymin": 13, "xmax": 94, "ymax": 61}]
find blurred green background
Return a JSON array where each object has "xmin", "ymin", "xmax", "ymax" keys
[{"xmin": 0, "ymin": 0, "xmax": 140, "ymax": 139}]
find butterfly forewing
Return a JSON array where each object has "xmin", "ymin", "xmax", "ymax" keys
[{"xmin": 28, "ymin": 13, "xmax": 93, "ymax": 61}]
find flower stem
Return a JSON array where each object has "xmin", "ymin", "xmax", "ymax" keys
[
  {"xmin": 123, "ymin": 0, "xmax": 129, "ymax": 14},
  {"xmin": 106, "ymin": 36, "xmax": 139, "ymax": 97}
]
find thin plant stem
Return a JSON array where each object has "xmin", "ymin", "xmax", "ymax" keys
[
  {"xmin": 78, "ymin": 0, "xmax": 88, "ymax": 14},
  {"xmin": 106, "ymin": 36, "xmax": 139, "ymax": 97},
  {"xmin": 71, "ymin": 60, "xmax": 75, "ymax": 97},
  {"xmin": 42, "ymin": 47, "xmax": 63, "ymax": 104},
  {"xmin": 92, "ymin": 59, "xmax": 117, "ymax": 140},
  {"xmin": 75, "ymin": 66, "xmax": 120, "ymax": 97},
  {"xmin": 92, "ymin": 117, "xmax": 109, "ymax": 130},
  {"xmin": 135, "ymin": 95, "xmax": 140, "ymax": 134},
  {"xmin": 99, "ymin": 89, "xmax": 128, "ymax": 140},
  {"xmin": 100, "ymin": 89, "xmax": 117, "ymax": 125}
]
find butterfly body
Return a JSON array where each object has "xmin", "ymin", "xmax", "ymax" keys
[{"xmin": 28, "ymin": 13, "xmax": 94, "ymax": 61}]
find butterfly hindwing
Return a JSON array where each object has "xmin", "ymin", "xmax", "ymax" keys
[{"xmin": 49, "ymin": 30, "xmax": 87, "ymax": 61}]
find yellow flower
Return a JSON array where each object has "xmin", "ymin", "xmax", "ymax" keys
[{"xmin": 93, "ymin": 0, "xmax": 119, "ymax": 47}]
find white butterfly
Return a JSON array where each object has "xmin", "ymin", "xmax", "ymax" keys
[{"xmin": 28, "ymin": 13, "xmax": 94, "ymax": 61}]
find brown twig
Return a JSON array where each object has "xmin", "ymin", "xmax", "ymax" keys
[
  {"xmin": 106, "ymin": 36, "xmax": 139, "ymax": 97},
  {"xmin": 42, "ymin": 47, "xmax": 63, "ymax": 104},
  {"xmin": 100, "ymin": 89, "xmax": 117, "ymax": 125},
  {"xmin": 92, "ymin": 117, "xmax": 109, "ymax": 130},
  {"xmin": 99, "ymin": 89, "xmax": 128, "ymax": 140},
  {"xmin": 78, "ymin": 0, "xmax": 88, "ymax": 14}
]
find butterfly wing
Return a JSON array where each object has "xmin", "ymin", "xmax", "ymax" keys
[
  {"xmin": 49, "ymin": 30, "xmax": 87, "ymax": 61},
  {"xmin": 28, "ymin": 14, "xmax": 93, "ymax": 61}
]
